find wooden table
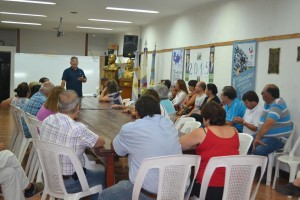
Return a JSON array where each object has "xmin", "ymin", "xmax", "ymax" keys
[{"xmin": 78, "ymin": 97, "xmax": 134, "ymax": 187}]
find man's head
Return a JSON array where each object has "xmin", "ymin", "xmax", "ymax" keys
[
  {"xmin": 261, "ymin": 84, "xmax": 280, "ymax": 104},
  {"xmin": 58, "ymin": 90, "xmax": 80, "ymax": 117},
  {"xmin": 195, "ymin": 81, "xmax": 206, "ymax": 93},
  {"xmin": 135, "ymin": 95, "xmax": 161, "ymax": 119},
  {"xmin": 40, "ymin": 81, "xmax": 54, "ymax": 97},
  {"xmin": 221, "ymin": 86, "xmax": 236, "ymax": 104},
  {"xmin": 242, "ymin": 91, "xmax": 259, "ymax": 109},
  {"xmin": 108, "ymin": 54, "xmax": 116, "ymax": 65},
  {"xmin": 70, "ymin": 56, "xmax": 78, "ymax": 69}
]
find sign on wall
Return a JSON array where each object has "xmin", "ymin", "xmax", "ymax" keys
[
  {"xmin": 170, "ymin": 49, "xmax": 184, "ymax": 84},
  {"xmin": 231, "ymin": 41, "xmax": 257, "ymax": 99},
  {"xmin": 187, "ymin": 48, "xmax": 210, "ymax": 83}
]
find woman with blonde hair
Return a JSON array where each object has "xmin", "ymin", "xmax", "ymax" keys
[{"xmin": 36, "ymin": 86, "xmax": 65, "ymax": 121}]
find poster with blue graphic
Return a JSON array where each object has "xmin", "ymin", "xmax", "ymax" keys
[
  {"xmin": 171, "ymin": 49, "xmax": 184, "ymax": 84},
  {"xmin": 231, "ymin": 40, "xmax": 257, "ymax": 99}
]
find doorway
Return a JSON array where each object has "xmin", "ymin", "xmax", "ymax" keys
[{"xmin": 0, "ymin": 52, "xmax": 11, "ymax": 102}]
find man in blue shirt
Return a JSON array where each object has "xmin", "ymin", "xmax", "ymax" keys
[
  {"xmin": 61, "ymin": 57, "xmax": 87, "ymax": 97},
  {"xmin": 252, "ymin": 84, "xmax": 292, "ymax": 156},
  {"xmin": 98, "ymin": 95, "xmax": 182, "ymax": 200},
  {"xmin": 221, "ymin": 86, "xmax": 246, "ymax": 132}
]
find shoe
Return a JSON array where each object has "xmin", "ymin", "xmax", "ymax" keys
[
  {"xmin": 24, "ymin": 182, "xmax": 44, "ymax": 198},
  {"xmin": 276, "ymin": 183, "xmax": 300, "ymax": 197}
]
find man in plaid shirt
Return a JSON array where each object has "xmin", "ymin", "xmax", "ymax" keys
[{"xmin": 40, "ymin": 90, "xmax": 106, "ymax": 200}]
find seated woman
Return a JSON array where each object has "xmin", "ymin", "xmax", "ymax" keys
[
  {"xmin": 36, "ymin": 86, "xmax": 65, "ymax": 121},
  {"xmin": 190, "ymin": 83, "xmax": 221, "ymax": 123},
  {"xmin": 1, "ymin": 82, "xmax": 30, "ymax": 108},
  {"xmin": 172, "ymin": 79, "xmax": 188, "ymax": 110},
  {"xmin": 99, "ymin": 79, "xmax": 122, "ymax": 105},
  {"xmin": 176, "ymin": 80, "xmax": 198, "ymax": 116},
  {"xmin": 179, "ymin": 101, "xmax": 239, "ymax": 200},
  {"xmin": 154, "ymin": 84, "xmax": 176, "ymax": 115}
]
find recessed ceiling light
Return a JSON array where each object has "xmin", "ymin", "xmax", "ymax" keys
[
  {"xmin": 106, "ymin": 7, "xmax": 159, "ymax": 14},
  {"xmin": 1, "ymin": 20, "xmax": 41, "ymax": 25},
  {"xmin": 88, "ymin": 19, "xmax": 132, "ymax": 24},
  {"xmin": 76, "ymin": 26, "xmax": 112, "ymax": 30},
  {"xmin": 0, "ymin": 11, "xmax": 46, "ymax": 17},
  {"xmin": 2, "ymin": 0, "xmax": 56, "ymax": 5}
]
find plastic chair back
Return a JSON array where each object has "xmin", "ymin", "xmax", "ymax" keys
[
  {"xmin": 238, "ymin": 133, "xmax": 253, "ymax": 155},
  {"xmin": 174, "ymin": 117, "xmax": 196, "ymax": 130},
  {"xmin": 25, "ymin": 113, "xmax": 41, "ymax": 140},
  {"xmin": 199, "ymin": 155, "xmax": 267, "ymax": 200},
  {"xmin": 168, "ymin": 112, "xmax": 176, "ymax": 122},
  {"xmin": 33, "ymin": 139, "xmax": 102, "ymax": 200},
  {"xmin": 180, "ymin": 121, "xmax": 201, "ymax": 134},
  {"xmin": 132, "ymin": 154, "xmax": 201, "ymax": 200}
]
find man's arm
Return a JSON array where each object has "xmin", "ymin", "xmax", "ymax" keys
[
  {"xmin": 94, "ymin": 137, "xmax": 105, "ymax": 148},
  {"xmin": 61, "ymin": 80, "xmax": 66, "ymax": 88},
  {"xmin": 253, "ymin": 118, "xmax": 275, "ymax": 148}
]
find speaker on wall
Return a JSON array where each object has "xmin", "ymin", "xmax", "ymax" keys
[{"xmin": 123, "ymin": 35, "xmax": 138, "ymax": 58}]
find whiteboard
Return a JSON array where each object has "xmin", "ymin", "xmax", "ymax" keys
[{"xmin": 14, "ymin": 53, "xmax": 100, "ymax": 95}]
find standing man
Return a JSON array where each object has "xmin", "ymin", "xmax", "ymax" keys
[
  {"xmin": 40, "ymin": 90, "xmax": 105, "ymax": 200},
  {"xmin": 252, "ymin": 84, "xmax": 292, "ymax": 156},
  {"xmin": 98, "ymin": 95, "xmax": 182, "ymax": 200},
  {"xmin": 61, "ymin": 56, "xmax": 87, "ymax": 97},
  {"xmin": 234, "ymin": 91, "xmax": 263, "ymax": 135}
]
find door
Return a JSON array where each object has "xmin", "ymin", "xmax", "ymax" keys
[{"xmin": 0, "ymin": 52, "xmax": 11, "ymax": 102}]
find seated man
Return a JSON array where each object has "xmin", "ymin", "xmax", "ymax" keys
[
  {"xmin": 99, "ymin": 95, "xmax": 182, "ymax": 200},
  {"xmin": 252, "ymin": 84, "xmax": 292, "ymax": 156},
  {"xmin": 24, "ymin": 81, "xmax": 54, "ymax": 116},
  {"xmin": 40, "ymin": 90, "xmax": 106, "ymax": 200},
  {"xmin": 234, "ymin": 91, "xmax": 263, "ymax": 135},
  {"xmin": 0, "ymin": 143, "xmax": 43, "ymax": 200},
  {"xmin": 221, "ymin": 86, "xmax": 246, "ymax": 132}
]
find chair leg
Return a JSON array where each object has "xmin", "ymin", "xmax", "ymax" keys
[
  {"xmin": 272, "ymin": 160, "xmax": 280, "ymax": 189},
  {"xmin": 267, "ymin": 153, "xmax": 275, "ymax": 186},
  {"xmin": 289, "ymin": 164, "xmax": 298, "ymax": 183}
]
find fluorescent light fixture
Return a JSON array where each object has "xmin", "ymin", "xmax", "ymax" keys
[
  {"xmin": 2, "ymin": 0, "xmax": 56, "ymax": 5},
  {"xmin": 106, "ymin": 7, "xmax": 159, "ymax": 13},
  {"xmin": 76, "ymin": 26, "xmax": 112, "ymax": 30},
  {"xmin": 0, "ymin": 12, "xmax": 46, "ymax": 17},
  {"xmin": 1, "ymin": 20, "xmax": 41, "ymax": 25},
  {"xmin": 88, "ymin": 19, "xmax": 132, "ymax": 24}
]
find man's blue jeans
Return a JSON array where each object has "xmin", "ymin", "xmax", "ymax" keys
[
  {"xmin": 64, "ymin": 167, "xmax": 105, "ymax": 200},
  {"xmin": 98, "ymin": 180, "xmax": 155, "ymax": 200},
  {"xmin": 250, "ymin": 134, "xmax": 284, "ymax": 156}
]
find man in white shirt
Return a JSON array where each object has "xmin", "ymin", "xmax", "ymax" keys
[{"xmin": 234, "ymin": 91, "xmax": 263, "ymax": 135}]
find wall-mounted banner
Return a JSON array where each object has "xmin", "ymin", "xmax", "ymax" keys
[
  {"xmin": 170, "ymin": 49, "xmax": 184, "ymax": 84},
  {"xmin": 184, "ymin": 49, "xmax": 191, "ymax": 81},
  {"xmin": 208, "ymin": 46, "xmax": 215, "ymax": 83},
  {"xmin": 231, "ymin": 40, "xmax": 257, "ymax": 99},
  {"xmin": 188, "ymin": 49, "xmax": 210, "ymax": 83}
]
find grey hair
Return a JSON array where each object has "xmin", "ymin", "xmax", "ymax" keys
[
  {"xmin": 40, "ymin": 81, "xmax": 54, "ymax": 96},
  {"xmin": 154, "ymin": 85, "xmax": 169, "ymax": 99},
  {"xmin": 58, "ymin": 90, "xmax": 80, "ymax": 114}
]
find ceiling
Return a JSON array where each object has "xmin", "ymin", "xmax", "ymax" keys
[{"xmin": 0, "ymin": 0, "xmax": 223, "ymax": 35}]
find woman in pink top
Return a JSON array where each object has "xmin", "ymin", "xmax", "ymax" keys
[
  {"xmin": 36, "ymin": 86, "xmax": 64, "ymax": 121},
  {"xmin": 180, "ymin": 101, "xmax": 239, "ymax": 200}
]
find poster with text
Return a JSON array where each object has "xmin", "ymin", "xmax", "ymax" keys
[
  {"xmin": 188, "ymin": 48, "xmax": 210, "ymax": 83},
  {"xmin": 231, "ymin": 40, "xmax": 257, "ymax": 99},
  {"xmin": 184, "ymin": 49, "xmax": 191, "ymax": 81},
  {"xmin": 171, "ymin": 49, "xmax": 184, "ymax": 84}
]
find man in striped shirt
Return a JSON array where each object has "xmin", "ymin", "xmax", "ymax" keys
[{"xmin": 252, "ymin": 84, "xmax": 292, "ymax": 156}]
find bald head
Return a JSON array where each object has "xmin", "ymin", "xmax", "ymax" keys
[
  {"xmin": 58, "ymin": 90, "xmax": 80, "ymax": 114},
  {"xmin": 261, "ymin": 84, "xmax": 280, "ymax": 104}
]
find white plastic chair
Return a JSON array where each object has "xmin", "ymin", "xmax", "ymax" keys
[
  {"xmin": 10, "ymin": 105, "xmax": 33, "ymax": 163},
  {"xmin": 174, "ymin": 117, "xmax": 195, "ymax": 130},
  {"xmin": 33, "ymin": 139, "xmax": 103, "ymax": 200},
  {"xmin": 265, "ymin": 121, "xmax": 295, "ymax": 185},
  {"xmin": 198, "ymin": 155, "xmax": 267, "ymax": 200},
  {"xmin": 272, "ymin": 128, "xmax": 300, "ymax": 189},
  {"xmin": 132, "ymin": 154, "xmax": 201, "ymax": 200},
  {"xmin": 238, "ymin": 133, "xmax": 253, "ymax": 155},
  {"xmin": 168, "ymin": 112, "xmax": 176, "ymax": 122},
  {"xmin": 180, "ymin": 121, "xmax": 201, "ymax": 134}
]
